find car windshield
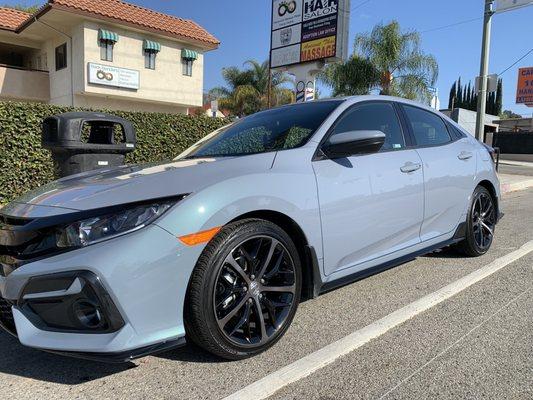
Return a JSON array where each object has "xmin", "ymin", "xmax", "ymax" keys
[{"xmin": 176, "ymin": 100, "xmax": 343, "ymax": 159}]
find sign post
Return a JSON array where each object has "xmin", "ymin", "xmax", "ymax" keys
[
  {"xmin": 270, "ymin": 0, "xmax": 350, "ymax": 103},
  {"xmin": 475, "ymin": 0, "xmax": 533, "ymax": 140},
  {"xmin": 474, "ymin": 0, "xmax": 494, "ymax": 142}
]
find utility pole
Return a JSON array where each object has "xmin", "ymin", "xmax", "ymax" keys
[{"xmin": 475, "ymin": 0, "xmax": 495, "ymax": 142}]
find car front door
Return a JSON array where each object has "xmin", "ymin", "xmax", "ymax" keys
[
  {"xmin": 313, "ymin": 101, "xmax": 425, "ymax": 276},
  {"xmin": 399, "ymin": 104, "xmax": 477, "ymax": 242}
]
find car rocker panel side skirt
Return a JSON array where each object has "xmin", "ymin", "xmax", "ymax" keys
[{"xmin": 312, "ymin": 222, "xmax": 467, "ymax": 295}]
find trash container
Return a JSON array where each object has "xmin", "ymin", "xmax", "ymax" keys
[{"xmin": 42, "ymin": 112, "xmax": 136, "ymax": 178}]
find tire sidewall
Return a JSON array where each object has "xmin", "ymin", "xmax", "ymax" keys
[
  {"xmin": 192, "ymin": 220, "xmax": 302, "ymax": 359},
  {"xmin": 464, "ymin": 186, "xmax": 494, "ymax": 256}
]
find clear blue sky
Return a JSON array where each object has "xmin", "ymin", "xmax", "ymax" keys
[{"xmin": 8, "ymin": 0, "xmax": 533, "ymax": 115}]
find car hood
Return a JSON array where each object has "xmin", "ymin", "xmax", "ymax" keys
[{"xmin": 7, "ymin": 153, "xmax": 276, "ymax": 213}]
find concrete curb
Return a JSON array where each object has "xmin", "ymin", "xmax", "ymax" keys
[{"xmin": 501, "ymin": 177, "xmax": 533, "ymax": 195}]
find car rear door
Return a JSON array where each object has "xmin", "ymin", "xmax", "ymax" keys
[
  {"xmin": 398, "ymin": 104, "xmax": 477, "ymax": 242},
  {"xmin": 313, "ymin": 101, "xmax": 425, "ymax": 276}
]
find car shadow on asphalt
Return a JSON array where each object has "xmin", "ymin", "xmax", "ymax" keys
[
  {"xmin": 154, "ymin": 342, "xmax": 225, "ymax": 364},
  {"xmin": 423, "ymin": 246, "xmax": 466, "ymax": 259},
  {"xmin": 0, "ymin": 332, "xmax": 134, "ymax": 384}
]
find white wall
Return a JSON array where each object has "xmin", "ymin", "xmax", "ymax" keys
[{"xmin": 79, "ymin": 21, "xmax": 204, "ymax": 112}]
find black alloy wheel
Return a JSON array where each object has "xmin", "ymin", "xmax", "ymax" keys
[
  {"xmin": 185, "ymin": 219, "xmax": 301, "ymax": 359},
  {"xmin": 456, "ymin": 186, "xmax": 496, "ymax": 256},
  {"xmin": 213, "ymin": 235, "xmax": 296, "ymax": 347}
]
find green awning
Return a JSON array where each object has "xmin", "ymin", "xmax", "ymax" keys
[
  {"xmin": 98, "ymin": 29, "xmax": 118, "ymax": 42},
  {"xmin": 143, "ymin": 39, "xmax": 161, "ymax": 52},
  {"xmin": 181, "ymin": 48, "xmax": 198, "ymax": 60}
]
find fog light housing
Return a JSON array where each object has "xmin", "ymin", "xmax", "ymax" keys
[
  {"xmin": 73, "ymin": 300, "xmax": 103, "ymax": 329},
  {"xmin": 19, "ymin": 271, "xmax": 124, "ymax": 333}
]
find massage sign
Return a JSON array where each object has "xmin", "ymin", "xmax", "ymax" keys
[{"xmin": 270, "ymin": 0, "xmax": 346, "ymax": 68}]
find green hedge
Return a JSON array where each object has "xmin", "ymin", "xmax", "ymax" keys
[{"xmin": 0, "ymin": 101, "xmax": 229, "ymax": 204}]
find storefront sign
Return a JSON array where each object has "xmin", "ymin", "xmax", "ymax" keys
[
  {"xmin": 272, "ymin": 0, "xmax": 303, "ymax": 30},
  {"xmin": 272, "ymin": 24, "xmax": 302, "ymax": 49},
  {"xmin": 516, "ymin": 67, "xmax": 533, "ymax": 106},
  {"xmin": 303, "ymin": 0, "xmax": 338, "ymax": 21},
  {"xmin": 495, "ymin": 0, "xmax": 532, "ymax": 13},
  {"xmin": 301, "ymin": 36, "xmax": 336, "ymax": 62},
  {"xmin": 302, "ymin": 14, "xmax": 337, "ymax": 41},
  {"xmin": 88, "ymin": 63, "xmax": 139, "ymax": 90},
  {"xmin": 269, "ymin": 0, "xmax": 349, "ymax": 69},
  {"xmin": 271, "ymin": 44, "xmax": 301, "ymax": 68}
]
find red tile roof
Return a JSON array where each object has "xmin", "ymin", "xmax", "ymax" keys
[
  {"xmin": 0, "ymin": 1, "xmax": 219, "ymax": 48},
  {"xmin": 50, "ymin": 0, "xmax": 219, "ymax": 47},
  {"xmin": 0, "ymin": 7, "xmax": 30, "ymax": 31}
]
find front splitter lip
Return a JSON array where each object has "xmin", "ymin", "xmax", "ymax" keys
[{"xmin": 42, "ymin": 336, "xmax": 187, "ymax": 364}]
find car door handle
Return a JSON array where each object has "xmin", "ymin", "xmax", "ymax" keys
[
  {"xmin": 458, "ymin": 151, "xmax": 473, "ymax": 160},
  {"xmin": 400, "ymin": 162, "xmax": 421, "ymax": 173}
]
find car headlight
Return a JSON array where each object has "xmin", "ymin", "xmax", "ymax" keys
[{"xmin": 56, "ymin": 201, "xmax": 174, "ymax": 248}]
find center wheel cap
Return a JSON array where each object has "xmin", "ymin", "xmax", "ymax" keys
[{"xmin": 249, "ymin": 281, "xmax": 261, "ymax": 297}]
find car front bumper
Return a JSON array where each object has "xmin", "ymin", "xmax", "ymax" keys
[{"xmin": 0, "ymin": 223, "xmax": 204, "ymax": 362}]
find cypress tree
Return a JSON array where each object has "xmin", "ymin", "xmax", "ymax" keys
[
  {"xmin": 495, "ymin": 79, "xmax": 503, "ymax": 116},
  {"xmin": 466, "ymin": 82, "xmax": 472, "ymax": 110},
  {"xmin": 457, "ymin": 77, "xmax": 463, "ymax": 108},
  {"xmin": 487, "ymin": 92, "xmax": 495, "ymax": 115},
  {"xmin": 448, "ymin": 81, "xmax": 457, "ymax": 109}
]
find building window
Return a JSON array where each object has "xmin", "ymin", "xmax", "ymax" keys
[
  {"xmin": 182, "ymin": 59, "xmax": 193, "ymax": 76},
  {"xmin": 55, "ymin": 43, "xmax": 67, "ymax": 71},
  {"xmin": 100, "ymin": 40, "xmax": 114, "ymax": 61},
  {"xmin": 145, "ymin": 50, "xmax": 156, "ymax": 70}
]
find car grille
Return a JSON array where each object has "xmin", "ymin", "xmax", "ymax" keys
[
  {"xmin": 0, "ymin": 213, "xmax": 59, "ymax": 277},
  {"xmin": 0, "ymin": 297, "xmax": 17, "ymax": 336}
]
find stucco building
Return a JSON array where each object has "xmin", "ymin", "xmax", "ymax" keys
[{"xmin": 0, "ymin": 0, "xmax": 219, "ymax": 113}]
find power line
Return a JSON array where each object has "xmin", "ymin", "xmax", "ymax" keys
[
  {"xmin": 498, "ymin": 47, "xmax": 533, "ymax": 75},
  {"xmin": 420, "ymin": 17, "xmax": 482, "ymax": 34},
  {"xmin": 351, "ymin": 0, "xmax": 373, "ymax": 12}
]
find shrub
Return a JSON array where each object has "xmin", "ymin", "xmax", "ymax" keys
[{"xmin": 0, "ymin": 101, "xmax": 229, "ymax": 204}]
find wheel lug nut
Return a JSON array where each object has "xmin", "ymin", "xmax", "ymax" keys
[
  {"xmin": 243, "ymin": 286, "xmax": 247, "ymax": 291},
  {"xmin": 260, "ymin": 279, "xmax": 265, "ymax": 284},
  {"xmin": 250, "ymin": 275, "xmax": 255, "ymax": 280}
]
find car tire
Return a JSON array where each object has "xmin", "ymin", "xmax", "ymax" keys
[
  {"xmin": 455, "ymin": 186, "xmax": 497, "ymax": 257},
  {"xmin": 185, "ymin": 218, "xmax": 302, "ymax": 360}
]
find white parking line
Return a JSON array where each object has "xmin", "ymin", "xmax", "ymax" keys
[{"xmin": 223, "ymin": 240, "xmax": 533, "ymax": 400}]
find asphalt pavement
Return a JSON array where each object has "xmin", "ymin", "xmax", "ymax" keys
[{"xmin": 0, "ymin": 189, "xmax": 532, "ymax": 400}]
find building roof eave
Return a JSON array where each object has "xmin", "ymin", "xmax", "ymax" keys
[{"xmin": 12, "ymin": 2, "xmax": 219, "ymax": 51}]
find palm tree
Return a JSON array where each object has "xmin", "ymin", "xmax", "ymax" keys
[
  {"xmin": 318, "ymin": 55, "xmax": 380, "ymax": 97},
  {"xmin": 209, "ymin": 60, "xmax": 293, "ymax": 117},
  {"xmin": 354, "ymin": 21, "xmax": 438, "ymax": 102}
]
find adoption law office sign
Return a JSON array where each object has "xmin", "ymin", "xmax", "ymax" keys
[
  {"xmin": 270, "ymin": 0, "xmax": 350, "ymax": 69},
  {"xmin": 516, "ymin": 67, "xmax": 533, "ymax": 106}
]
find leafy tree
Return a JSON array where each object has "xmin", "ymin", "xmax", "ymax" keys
[
  {"xmin": 353, "ymin": 21, "xmax": 438, "ymax": 103},
  {"xmin": 3, "ymin": 3, "xmax": 41, "ymax": 13},
  {"xmin": 500, "ymin": 109, "xmax": 521, "ymax": 119},
  {"xmin": 209, "ymin": 60, "xmax": 293, "ymax": 117},
  {"xmin": 318, "ymin": 55, "xmax": 380, "ymax": 96}
]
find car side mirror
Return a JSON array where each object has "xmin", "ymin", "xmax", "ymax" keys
[{"xmin": 321, "ymin": 130, "xmax": 386, "ymax": 159}]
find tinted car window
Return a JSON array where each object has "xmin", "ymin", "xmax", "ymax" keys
[
  {"xmin": 402, "ymin": 105, "xmax": 451, "ymax": 146},
  {"xmin": 179, "ymin": 101, "xmax": 342, "ymax": 158},
  {"xmin": 447, "ymin": 122, "xmax": 467, "ymax": 139},
  {"xmin": 331, "ymin": 102, "xmax": 405, "ymax": 151}
]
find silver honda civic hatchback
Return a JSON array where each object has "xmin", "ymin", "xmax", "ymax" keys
[{"xmin": 0, "ymin": 96, "xmax": 500, "ymax": 362}]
